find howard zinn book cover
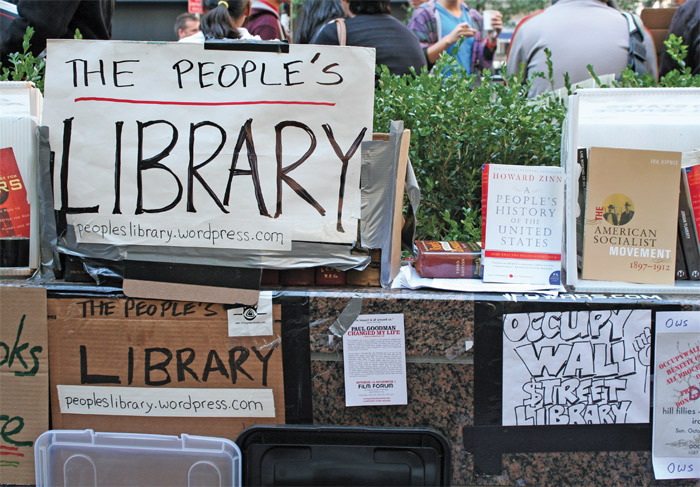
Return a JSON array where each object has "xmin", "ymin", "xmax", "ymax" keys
[
  {"xmin": 581, "ymin": 147, "xmax": 681, "ymax": 285},
  {"xmin": 482, "ymin": 164, "xmax": 564, "ymax": 285}
]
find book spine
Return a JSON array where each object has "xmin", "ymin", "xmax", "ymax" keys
[
  {"xmin": 678, "ymin": 171, "xmax": 700, "ymax": 280},
  {"xmin": 686, "ymin": 165, "xmax": 700, "ymax": 240},
  {"xmin": 315, "ymin": 266, "xmax": 346, "ymax": 286},
  {"xmin": 481, "ymin": 164, "xmax": 489, "ymax": 249},
  {"xmin": 675, "ymin": 236, "xmax": 688, "ymax": 280},
  {"xmin": 576, "ymin": 148, "xmax": 588, "ymax": 271}
]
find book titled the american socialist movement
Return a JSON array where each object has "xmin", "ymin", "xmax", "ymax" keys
[
  {"xmin": 481, "ymin": 164, "xmax": 564, "ymax": 285},
  {"xmin": 581, "ymin": 147, "xmax": 681, "ymax": 285}
]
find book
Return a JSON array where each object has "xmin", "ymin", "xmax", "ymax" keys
[
  {"xmin": 678, "ymin": 167, "xmax": 700, "ymax": 280},
  {"xmin": 0, "ymin": 81, "xmax": 43, "ymax": 273},
  {"xmin": 675, "ymin": 237, "xmax": 688, "ymax": 280},
  {"xmin": 576, "ymin": 148, "xmax": 588, "ymax": 271},
  {"xmin": 581, "ymin": 147, "xmax": 681, "ymax": 285},
  {"xmin": 681, "ymin": 152, "xmax": 700, "ymax": 279},
  {"xmin": 481, "ymin": 164, "xmax": 564, "ymax": 285},
  {"xmin": 414, "ymin": 240, "xmax": 481, "ymax": 279},
  {"xmin": 0, "ymin": 147, "xmax": 31, "ymax": 267}
]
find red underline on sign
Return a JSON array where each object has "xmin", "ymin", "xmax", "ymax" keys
[
  {"xmin": 74, "ymin": 97, "xmax": 335, "ymax": 107},
  {"xmin": 0, "ymin": 446, "xmax": 19, "ymax": 451},
  {"xmin": 0, "ymin": 451, "xmax": 24, "ymax": 457}
]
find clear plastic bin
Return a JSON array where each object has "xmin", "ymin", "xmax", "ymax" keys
[{"xmin": 34, "ymin": 429, "xmax": 241, "ymax": 487}]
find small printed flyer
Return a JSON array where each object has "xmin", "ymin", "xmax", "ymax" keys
[
  {"xmin": 227, "ymin": 291, "xmax": 273, "ymax": 337},
  {"xmin": 343, "ymin": 314, "xmax": 407, "ymax": 407},
  {"xmin": 652, "ymin": 311, "xmax": 700, "ymax": 480}
]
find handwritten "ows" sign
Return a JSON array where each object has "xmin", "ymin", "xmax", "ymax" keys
[{"xmin": 43, "ymin": 40, "xmax": 375, "ymax": 252}]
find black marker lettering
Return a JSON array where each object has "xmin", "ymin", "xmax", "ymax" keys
[
  {"xmin": 136, "ymin": 120, "xmax": 182, "ymax": 214},
  {"xmin": 187, "ymin": 121, "xmax": 228, "ymax": 213},
  {"xmin": 275, "ymin": 121, "xmax": 323, "ymax": 218}
]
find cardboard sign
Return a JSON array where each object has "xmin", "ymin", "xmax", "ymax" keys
[
  {"xmin": 43, "ymin": 40, "xmax": 375, "ymax": 254},
  {"xmin": 0, "ymin": 286, "xmax": 48, "ymax": 485},
  {"xmin": 47, "ymin": 296, "xmax": 285, "ymax": 440}
]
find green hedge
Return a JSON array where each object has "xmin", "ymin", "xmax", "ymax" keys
[{"xmin": 374, "ymin": 36, "xmax": 700, "ymax": 243}]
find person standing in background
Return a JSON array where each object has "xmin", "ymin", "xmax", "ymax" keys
[
  {"xmin": 246, "ymin": 0, "xmax": 289, "ymax": 40},
  {"xmin": 179, "ymin": 0, "xmax": 259, "ymax": 42},
  {"xmin": 407, "ymin": 0, "xmax": 502, "ymax": 75},
  {"xmin": 312, "ymin": 0, "xmax": 426, "ymax": 83},
  {"xmin": 659, "ymin": 0, "xmax": 699, "ymax": 76},
  {"xmin": 1, "ymin": 0, "xmax": 114, "ymax": 66},
  {"xmin": 174, "ymin": 12, "xmax": 200, "ymax": 40},
  {"xmin": 506, "ymin": 0, "xmax": 658, "ymax": 97},
  {"xmin": 295, "ymin": 0, "xmax": 345, "ymax": 44}
]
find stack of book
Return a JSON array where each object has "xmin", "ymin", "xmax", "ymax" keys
[
  {"xmin": 678, "ymin": 151, "xmax": 700, "ymax": 281},
  {"xmin": 414, "ymin": 240, "xmax": 481, "ymax": 279},
  {"xmin": 417, "ymin": 151, "xmax": 700, "ymax": 288},
  {"xmin": 413, "ymin": 162, "xmax": 566, "ymax": 287}
]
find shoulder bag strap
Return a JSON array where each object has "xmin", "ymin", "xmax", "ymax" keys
[
  {"xmin": 335, "ymin": 18, "xmax": 347, "ymax": 46},
  {"xmin": 621, "ymin": 11, "xmax": 649, "ymax": 76}
]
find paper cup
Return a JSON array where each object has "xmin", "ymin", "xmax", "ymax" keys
[{"xmin": 483, "ymin": 10, "xmax": 497, "ymax": 31}]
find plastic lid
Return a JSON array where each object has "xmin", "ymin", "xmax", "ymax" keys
[{"xmin": 34, "ymin": 429, "xmax": 241, "ymax": 486}]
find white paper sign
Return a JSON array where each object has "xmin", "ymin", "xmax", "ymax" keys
[
  {"xmin": 652, "ymin": 311, "xmax": 700, "ymax": 480},
  {"xmin": 57, "ymin": 385, "xmax": 275, "ymax": 417},
  {"xmin": 43, "ymin": 40, "xmax": 375, "ymax": 251},
  {"xmin": 502, "ymin": 309, "xmax": 652, "ymax": 425},
  {"xmin": 228, "ymin": 290, "xmax": 274, "ymax": 336},
  {"xmin": 343, "ymin": 314, "xmax": 407, "ymax": 407}
]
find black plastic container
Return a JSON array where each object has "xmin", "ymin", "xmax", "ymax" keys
[{"xmin": 236, "ymin": 425, "xmax": 451, "ymax": 486}]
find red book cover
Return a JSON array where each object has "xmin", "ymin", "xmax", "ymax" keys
[
  {"xmin": 481, "ymin": 164, "xmax": 489, "ymax": 248},
  {"xmin": 686, "ymin": 165, "xmax": 700, "ymax": 236},
  {"xmin": 0, "ymin": 147, "xmax": 31, "ymax": 238},
  {"xmin": 414, "ymin": 240, "xmax": 482, "ymax": 279}
]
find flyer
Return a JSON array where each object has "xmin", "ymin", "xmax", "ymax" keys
[
  {"xmin": 502, "ymin": 309, "xmax": 652, "ymax": 426},
  {"xmin": 343, "ymin": 314, "xmax": 407, "ymax": 407},
  {"xmin": 652, "ymin": 311, "xmax": 700, "ymax": 480},
  {"xmin": 227, "ymin": 291, "xmax": 273, "ymax": 337}
]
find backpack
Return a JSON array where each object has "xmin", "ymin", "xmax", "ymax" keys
[{"xmin": 621, "ymin": 11, "xmax": 649, "ymax": 76}]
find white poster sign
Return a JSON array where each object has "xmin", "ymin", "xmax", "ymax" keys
[
  {"xmin": 43, "ymin": 40, "xmax": 375, "ymax": 251},
  {"xmin": 57, "ymin": 385, "xmax": 275, "ymax": 417},
  {"xmin": 227, "ymin": 290, "xmax": 274, "ymax": 336},
  {"xmin": 502, "ymin": 309, "xmax": 652, "ymax": 426},
  {"xmin": 343, "ymin": 314, "xmax": 407, "ymax": 407},
  {"xmin": 652, "ymin": 311, "xmax": 700, "ymax": 480}
]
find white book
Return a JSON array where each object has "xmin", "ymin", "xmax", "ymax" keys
[{"xmin": 481, "ymin": 164, "xmax": 565, "ymax": 285}]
